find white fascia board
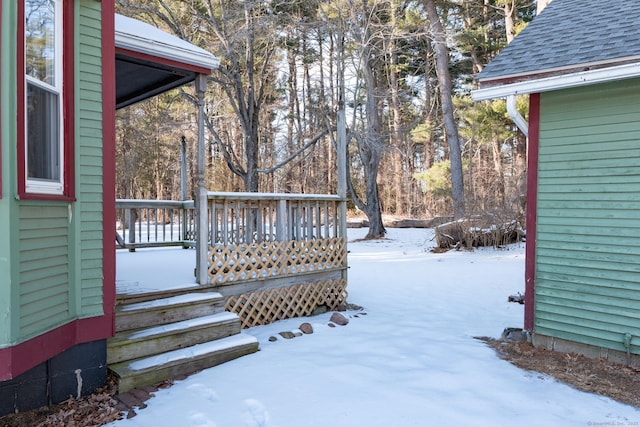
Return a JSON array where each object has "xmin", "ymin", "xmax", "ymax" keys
[
  {"xmin": 471, "ymin": 62, "xmax": 640, "ymax": 101},
  {"xmin": 115, "ymin": 14, "xmax": 220, "ymax": 71}
]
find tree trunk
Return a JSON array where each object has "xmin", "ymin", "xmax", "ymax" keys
[
  {"xmin": 424, "ymin": 0, "xmax": 465, "ymax": 219},
  {"xmin": 361, "ymin": 54, "xmax": 386, "ymax": 239},
  {"xmin": 503, "ymin": 1, "xmax": 516, "ymax": 44},
  {"xmin": 245, "ymin": 128, "xmax": 259, "ymax": 192},
  {"xmin": 286, "ymin": 36, "xmax": 297, "ymax": 192},
  {"xmin": 389, "ymin": 48, "xmax": 405, "ymax": 216}
]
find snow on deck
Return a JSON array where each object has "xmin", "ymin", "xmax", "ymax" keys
[{"xmin": 116, "ymin": 247, "xmax": 199, "ymax": 295}]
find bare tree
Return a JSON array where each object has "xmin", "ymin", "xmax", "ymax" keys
[
  {"xmin": 119, "ymin": 0, "xmax": 331, "ymax": 193},
  {"xmin": 196, "ymin": 0, "xmax": 276, "ymax": 192},
  {"xmin": 424, "ymin": 0, "xmax": 465, "ymax": 219},
  {"xmin": 342, "ymin": 0, "xmax": 395, "ymax": 238}
]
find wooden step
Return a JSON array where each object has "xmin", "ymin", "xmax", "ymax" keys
[
  {"xmin": 115, "ymin": 292, "xmax": 225, "ymax": 332},
  {"xmin": 107, "ymin": 312, "xmax": 242, "ymax": 365},
  {"xmin": 116, "ymin": 284, "xmax": 219, "ymax": 306},
  {"xmin": 109, "ymin": 334, "xmax": 259, "ymax": 393}
]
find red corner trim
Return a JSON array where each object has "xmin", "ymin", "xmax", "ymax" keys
[
  {"xmin": 63, "ymin": 0, "xmax": 75, "ymax": 199},
  {"xmin": 524, "ymin": 93, "xmax": 540, "ymax": 332},
  {"xmin": 102, "ymin": 0, "xmax": 117, "ymax": 337}
]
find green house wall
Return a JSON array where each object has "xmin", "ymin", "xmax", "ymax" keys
[
  {"xmin": 535, "ymin": 78, "xmax": 640, "ymax": 354},
  {"xmin": 1, "ymin": 0, "xmax": 104, "ymax": 346}
]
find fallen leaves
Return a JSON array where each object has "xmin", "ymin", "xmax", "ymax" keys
[{"xmin": 480, "ymin": 337, "xmax": 640, "ymax": 408}]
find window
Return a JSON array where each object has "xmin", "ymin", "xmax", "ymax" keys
[{"xmin": 19, "ymin": 0, "xmax": 74, "ymax": 199}]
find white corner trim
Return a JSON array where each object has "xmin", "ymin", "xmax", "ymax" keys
[{"xmin": 471, "ymin": 62, "xmax": 640, "ymax": 101}]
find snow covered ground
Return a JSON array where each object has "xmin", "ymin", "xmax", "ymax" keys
[{"xmin": 108, "ymin": 227, "xmax": 640, "ymax": 427}]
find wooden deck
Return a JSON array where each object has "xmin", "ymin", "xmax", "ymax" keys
[
  {"xmin": 112, "ymin": 192, "xmax": 348, "ymax": 391},
  {"xmin": 112, "ymin": 193, "xmax": 347, "ymax": 391}
]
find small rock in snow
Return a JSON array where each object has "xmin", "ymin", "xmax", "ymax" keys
[
  {"xmin": 330, "ymin": 312, "xmax": 349, "ymax": 326},
  {"xmin": 299, "ymin": 322, "xmax": 314, "ymax": 334},
  {"xmin": 279, "ymin": 331, "xmax": 296, "ymax": 339}
]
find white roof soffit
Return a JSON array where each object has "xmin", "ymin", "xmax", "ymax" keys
[
  {"xmin": 115, "ymin": 14, "xmax": 220, "ymax": 72},
  {"xmin": 471, "ymin": 62, "xmax": 640, "ymax": 101}
]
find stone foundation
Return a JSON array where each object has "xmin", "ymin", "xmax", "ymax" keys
[
  {"xmin": 532, "ymin": 333, "xmax": 640, "ymax": 366},
  {"xmin": 0, "ymin": 340, "xmax": 106, "ymax": 416}
]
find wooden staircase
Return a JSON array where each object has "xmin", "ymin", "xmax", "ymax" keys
[{"xmin": 108, "ymin": 290, "xmax": 259, "ymax": 393}]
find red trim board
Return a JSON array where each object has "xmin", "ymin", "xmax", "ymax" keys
[
  {"xmin": 524, "ymin": 93, "xmax": 540, "ymax": 332},
  {"xmin": 115, "ymin": 46, "xmax": 214, "ymax": 75},
  {"xmin": 102, "ymin": 0, "xmax": 117, "ymax": 337}
]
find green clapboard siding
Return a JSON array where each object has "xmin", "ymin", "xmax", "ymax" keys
[
  {"xmin": 535, "ymin": 78, "xmax": 640, "ymax": 354},
  {"xmin": 19, "ymin": 204, "xmax": 70, "ymax": 337},
  {"xmin": 77, "ymin": 1, "xmax": 104, "ymax": 317}
]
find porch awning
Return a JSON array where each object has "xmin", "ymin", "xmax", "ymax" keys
[{"xmin": 114, "ymin": 14, "xmax": 220, "ymax": 109}]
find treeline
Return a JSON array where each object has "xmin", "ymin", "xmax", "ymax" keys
[{"xmin": 115, "ymin": 0, "xmax": 539, "ymax": 235}]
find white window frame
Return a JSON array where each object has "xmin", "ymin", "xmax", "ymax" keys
[{"xmin": 24, "ymin": 0, "xmax": 64, "ymax": 195}]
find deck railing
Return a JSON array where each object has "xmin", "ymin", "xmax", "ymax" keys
[
  {"xmin": 207, "ymin": 192, "xmax": 343, "ymax": 244},
  {"xmin": 116, "ymin": 193, "xmax": 346, "ymax": 248},
  {"xmin": 115, "ymin": 199, "xmax": 196, "ymax": 250},
  {"xmin": 205, "ymin": 192, "xmax": 348, "ymax": 285}
]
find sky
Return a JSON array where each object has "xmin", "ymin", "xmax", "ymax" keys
[{"xmin": 109, "ymin": 227, "xmax": 640, "ymax": 427}]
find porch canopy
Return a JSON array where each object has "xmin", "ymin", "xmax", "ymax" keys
[{"xmin": 114, "ymin": 14, "xmax": 219, "ymax": 109}]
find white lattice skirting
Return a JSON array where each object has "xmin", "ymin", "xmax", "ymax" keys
[
  {"xmin": 225, "ymin": 279, "xmax": 348, "ymax": 329},
  {"xmin": 207, "ymin": 237, "xmax": 347, "ymax": 284}
]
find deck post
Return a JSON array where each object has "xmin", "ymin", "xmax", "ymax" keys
[
  {"xmin": 195, "ymin": 74, "xmax": 209, "ymax": 285},
  {"xmin": 127, "ymin": 208, "xmax": 136, "ymax": 252},
  {"xmin": 276, "ymin": 199, "xmax": 287, "ymax": 241}
]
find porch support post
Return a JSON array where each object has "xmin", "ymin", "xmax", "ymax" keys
[
  {"xmin": 337, "ymin": 90, "xmax": 348, "ymax": 283},
  {"xmin": 337, "ymin": 107, "xmax": 348, "ymax": 282},
  {"xmin": 337, "ymin": 109, "xmax": 347, "ymax": 199},
  {"xmin": 180, "ymin": 135, "xmax": 188, "ymax": 200},
  {"xmin": 195, "ymin": 74, "xmax": 209, "ymax": 285},
  {"xmin": 180, "ymin": 136, "xmax": 189, "ymax": 246},
  {"xmin": 336, "ymin": 34, "xmax": 348, "ymax": 242}
]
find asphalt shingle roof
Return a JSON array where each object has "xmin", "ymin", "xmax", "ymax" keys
[{"xmin": 477, "ymin": 0, "xmax": 640, "ymax": 83}]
